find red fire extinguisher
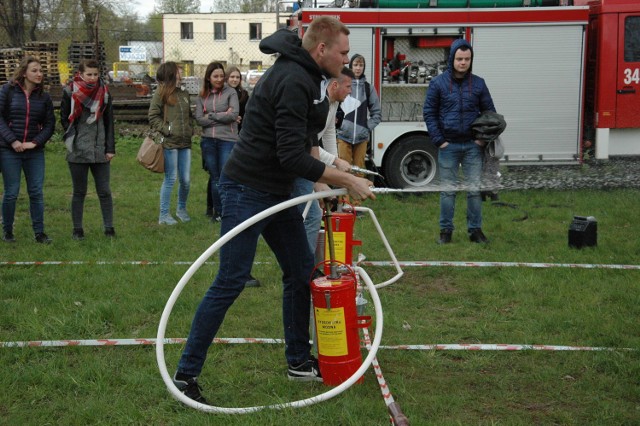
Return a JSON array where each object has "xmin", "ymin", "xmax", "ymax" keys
[
  {"xmin": 311, "ymin": 202, "xmax": 370, "ymax": 386},
  {"xmin": 315, "ymin": 205, "xmax": 361, "ymax": 275}
]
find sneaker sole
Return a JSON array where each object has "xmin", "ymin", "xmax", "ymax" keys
[{"xmin": 287, "ymin": 374, "xmax": 323, "ymax": 382}]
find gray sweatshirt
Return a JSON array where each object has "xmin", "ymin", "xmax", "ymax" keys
[{"xmin": 195, "ymin": 84, "xmax": 239, "ymax": 141}]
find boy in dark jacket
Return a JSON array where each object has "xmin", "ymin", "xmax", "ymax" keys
[
  {"xmin": 172, "ymin": 16, "xmax": 375, "ymax": 404},
  {"xmin": 423, "ymin": 39, "xmax": 496, "ymax": 244}
]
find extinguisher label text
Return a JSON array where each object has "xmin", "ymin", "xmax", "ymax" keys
[
  {"xmin": 315, "ymin": 307, "xmax": 348, "ymax": 357},
  {"xmin": 623, "ymin": 68, "xmax": 640, "ymax": 85},
  {"xmin": 325, "ymin": 232, "xmax": 347, "ymax": 263}
]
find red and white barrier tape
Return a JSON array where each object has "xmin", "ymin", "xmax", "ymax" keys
[
  {"xmin": 0, "ymin": 337, "xmax": 280, "ymax": 348},
  {"xmin": 379, "ymin": 343, "xmax": 635, "ymax": 351},
  {"xmin": 1, "ymin": 259, "xmax": 639, "ymax": 269},
  {"xmin": 360, "ymin": 260, "xmax": 640, "ymax": 270},
  {"xmin": 0, "ymin": 337, "xmax": 632, "ymax": 351}
]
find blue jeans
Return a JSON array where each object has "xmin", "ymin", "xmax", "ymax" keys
[
  {"xmin": 177, "ymin": 173, "xmax": 314, "ymax": 377},
  {"xmin": 1, "ymin": 148, "xmax": 46, "ymax": 234},
  {"xmin": 200, "ymin": 137, "xmax": 234, "ymax": 215},
  {"xmin": 437, "ymin": 141, "xmax": 483, "ymax": 232},
  {"xmin": 160, "ymin": 147, "xmax": 191, "ymax": 217},
  {"xmin": 291, "ymin": 177, "xmax": 322, "ymax": 255}
]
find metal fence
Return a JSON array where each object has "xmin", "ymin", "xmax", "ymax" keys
[{"xmin": 0, "ymin": 28, "xmax": 279, "ymax": 88}]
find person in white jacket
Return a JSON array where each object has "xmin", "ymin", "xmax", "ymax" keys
[{"xmin": 291, "ymin": 66, "xmax": 355, "ymax": 254}]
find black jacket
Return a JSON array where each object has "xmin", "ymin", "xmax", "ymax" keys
[
  {"xmin": 223, "ymin": 29, "xmax": 328, "ymax": 195},
  {"xmin": 0, "ymin": 82, "xmax": 55, "ymax": 150}
]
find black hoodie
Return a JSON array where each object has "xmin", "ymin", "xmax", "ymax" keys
[{"xmin": 223, "ymin": 29, "xmax": 329, "ymax": 195}]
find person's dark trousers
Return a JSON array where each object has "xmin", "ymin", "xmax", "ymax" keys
[
  {"xmin": 206, "ymin": 179, "xmax": 213, "ymax": 215},
  {"xmin": 177, "ymin": 173, "xmax": 314, "ymax": 377},
  {"xmin": 0, "ymin": 149, "xmax": 45, "ymax": 234},
  {"xmin": 68, "ymin": 162, "xmax": 113, "ymax": 229}
]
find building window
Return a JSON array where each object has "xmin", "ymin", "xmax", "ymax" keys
[
  {"xmin": 250, "ymin": 23, "xmax": 262, "ymax": 41},
  {"xmin": 181, "ymin": 22, "xmax": 193, "ymax": 40},
  {"xmin": 214, "ymin": 22, "xmax": 227, "ymax": 41},
  {"xmin": 624, "ymin": 16, "xmax": 640, "ymax": 62}
]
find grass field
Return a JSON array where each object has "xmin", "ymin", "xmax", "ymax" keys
[{"xmin": 1, "ymin": 133, "xmax": 639, "ymax": 425}]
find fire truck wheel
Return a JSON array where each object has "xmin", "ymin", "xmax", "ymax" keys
[{"xmin": 383, "ymin": 135, "xmax": 438, "ymax": 188}]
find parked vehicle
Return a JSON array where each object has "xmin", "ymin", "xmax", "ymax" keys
[{"xmin": 300, "ymin": 0, "xmax": 640, "ymax": 188}]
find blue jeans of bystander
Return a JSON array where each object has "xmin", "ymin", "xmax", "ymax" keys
[
  {"xmin": 291, "ymin": 177, "xmax": 322, "ymax": 255},
  {"xmin": 437, "ymin": 141, "xmax": 483, "ymax": 232},
  {"xmin": 160, "ymin": 147, "xmax": 191, "ymax": 217},
  {"xmin": 0, "ymin": 149, "xmax": 46, "ymax": 234}
]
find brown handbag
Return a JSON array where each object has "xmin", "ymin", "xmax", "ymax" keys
[
  {"xmin": 137, "ymin": 105, "xmax": 166, "ymax": 173},
  {"xmin": 136, "ymin": 134, "xmax": 164, "ymax": 173}
]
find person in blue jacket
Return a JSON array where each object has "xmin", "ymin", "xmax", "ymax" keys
[
  {"xmin": 423, "ymin": 39, "xmax": 496, "ymax": 244},
  {"xmin": 0, "ymin": 56, "xmax": 56, "ymax": 244}
]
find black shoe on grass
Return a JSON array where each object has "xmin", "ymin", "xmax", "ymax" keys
[
  {"xmin": 438, "ymin": 230, "xmax": 452, "ymax": 244},
  {"xmin": 288, "ymin": 355, "xmax": 322, "ymax": 382},
  {"xmin": 469, "ymin": 229, "xmax": 489, "ymax": 244},
  {"xmin": 245, "ymin": 275, "xmax": 261, "ymax": 287},
  {"xmin": 173, "ymin": 373, "xmax": 208, "ymax": 404},
  {"xmin": 72, "ymin": 228, "xmax": 85, "ymax": 240},
  {"xmin": 2, "ymin": 231, "xmax": 15, "ymax": 243},
  {"xmin": 35, "ymin": 233, "xmax": 52, "ymax": 244}
]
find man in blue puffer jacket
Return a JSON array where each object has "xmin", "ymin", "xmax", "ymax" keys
[{"xmin": 423, "ymin": 39, "xmax": 496, "ymax": 244}]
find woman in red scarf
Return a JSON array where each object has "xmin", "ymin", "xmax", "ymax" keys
[{"xmin": 60, "ymin": 59, "xmax": 115, "ymax": 240}]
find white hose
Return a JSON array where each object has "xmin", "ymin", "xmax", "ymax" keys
[
  {"xmin": 353, "ymin": 206, "xmax": 403, "ymax": 289},
  {"xmin": 156, "ymin": 189, "xmax": 384, "ymax": 414}
]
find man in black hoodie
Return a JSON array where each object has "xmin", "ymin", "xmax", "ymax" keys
[{"xmin": 173, "ymin": 16, "xmax": 375, "ymax": 404}]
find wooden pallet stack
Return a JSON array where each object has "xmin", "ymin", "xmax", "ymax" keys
[
  {"xmin": 24, "ymin": 42, "xmax": 61, "ymax": 86},
  {"xmin": 67, "ymin": 41, "xmax": 108, "ymax": 81},
  {"xmin": 0, "ymin": 48, "xmax": 23, "ymax": 85},
  {"xmin": 0, "ymin": 43, "xmax": 61, "ymax": 86}
]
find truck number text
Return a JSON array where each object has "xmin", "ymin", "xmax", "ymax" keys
[{"xmin": 623, "ymin": 68, "xmax": 640, "ymax": 85}]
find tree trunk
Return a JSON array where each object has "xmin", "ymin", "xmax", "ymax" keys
[{"xmin": 0, "ymin": 0, "xmax": 25, "ymax": 47}]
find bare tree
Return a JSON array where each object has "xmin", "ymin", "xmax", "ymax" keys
[
  {"xmin": 26, "ymin": 0, "xmax": 42, "ymax": 42},
  {"xmin": 0, "ymin": 0, "xmax": 25, "ymax": 47}
]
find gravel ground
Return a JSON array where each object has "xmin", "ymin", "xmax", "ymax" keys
[{"xmin": 500, "ymin": 157, "xmax": 640, "ymax": 190}]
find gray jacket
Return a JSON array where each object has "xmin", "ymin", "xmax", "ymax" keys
[
  {"xmin": 60, "ymin": 85, "xmax": 115, "ymax": 163},
  {"xmin": 195, "ymin": 84, "xmax": 239, "ymax": 141}
]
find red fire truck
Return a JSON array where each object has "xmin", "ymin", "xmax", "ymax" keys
[{"xmin": 299, "ymin": 0, "xmax": 640, "ymax": 188}]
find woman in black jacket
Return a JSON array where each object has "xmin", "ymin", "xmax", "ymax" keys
[{"xmin": 0, "ymin": 56, "xmax": 55, "ymax": 243}]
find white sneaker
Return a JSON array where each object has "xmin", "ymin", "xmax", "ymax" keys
[
  {"xmin": 159, "ymin": 215, "xmax": 178, "ymax": 225},
  {"xmin": 176, "ymin": 209, "xmax": 191, "ymax": 222}
]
